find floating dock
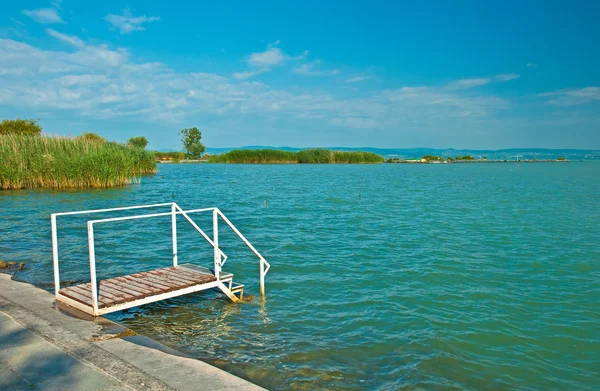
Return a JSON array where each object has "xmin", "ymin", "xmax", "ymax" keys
[{"xmin": 51, "ymin": 203, "xmax": 270, "ymax": 316}]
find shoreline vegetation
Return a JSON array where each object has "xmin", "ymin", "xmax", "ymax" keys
[
  {"xmin": 0, "ymin": 133, "xmax": 156, "ymax": 190},
  {"xmin": 386, "ymin": 155, "xmax": 569, "ymax": 164},
  {"xmin": 208, "ymin": 148, "xmax": 385, "ymax": 164}
]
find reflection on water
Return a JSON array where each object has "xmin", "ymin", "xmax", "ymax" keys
[{"xmin": 1, "ymin": 163, "xmax": 600, "ymax": 390}]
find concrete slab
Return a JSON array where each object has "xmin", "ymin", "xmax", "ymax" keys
[
  {"xmin": 0, "ymin": 274, "xmax": 267, "ymax": 391},
  {"xmin": 0, "ymin": 361, "xmax": 33, "ymax": 391},
  {"xmin": 97, "ymin": 337, "xmax": 264, "ymax": 391}
]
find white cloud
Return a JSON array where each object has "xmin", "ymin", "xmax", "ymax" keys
[
  {"xmin": 22, "ymin": 8, "xmax": 64, "ymax": 24},
  {"xmin": 293, "ymin": 60, "xmax": 340, "ymax": 76},
  {"xmin": 495, "ymin": 73, "xmax": 520, "ymax": 81},
  {"xmin": 10, "ymin": 18, "xmax": 26, "ymax": 28},
  {"xmin": 446, "ymin": 73, "xmax": 520, "ymax": 89},
  {"xmin": 46, "ymin": 29, "xmax": 84, "ymax": 48},
  {"xmin": 346, "ymin": 76, "xmax": 370, "ymax": 83},
  {"xmin": 0, "ymin": 34, "xmax": 516, "ymax": 138},
  {"xmin": 104, "ymin": 9, "xmax": 160, "ymax": 34},
  {"xmin": 234, "ymin": 45, "xmax": 308, "ymax": 79},
  {"xmin": 527, "ymin": 63, "xmax": 537, "ymax": 67},
  {"xmin": 247, "ymin": 47, "xmax": 287, "ymax": 67},
  {"xmin": 332, "ymin": 117, "xmax": 377, "ymax": 129},
  {"xmin": 232, "ymin": 68, "xmax": 269, "ymax": 80},
  {"xmin": 446, "ymin": 78, "xmax": 491, "ymax": 90},
  {"xmin": 539, "ymin": 87, "xmax": 600, "ymax": 106}
]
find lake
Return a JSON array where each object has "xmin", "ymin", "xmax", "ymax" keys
[{"xmin": 1, "ymin": 162, "xmax": 599, "ymax": 390}]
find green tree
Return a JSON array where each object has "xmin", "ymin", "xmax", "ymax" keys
[
  {"xmin": 179, "ymin": 127, "xmax": 205, "ymax": 158},
  {"xmin": 0, "ymin": 118, "xmax": 42, "ymax": 135},
  {"xmin": 128, "ymin": 136, "xmax": 149, "ymax": 149}
]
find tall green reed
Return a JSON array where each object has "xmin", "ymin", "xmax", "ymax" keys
[{"xmin": 0, "ymin": 134, "xmax": 156, "ymax": 190}]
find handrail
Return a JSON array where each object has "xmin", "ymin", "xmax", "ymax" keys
[
  {"xmin": 51, "ymin": 202, "xmax": 174, "ymax": 297},
  {"xmin": 51, "ymin": 202, "xmax": 270, "ymax": 310},
  {"xmin": 215, "ymin": 208, "xmax": 264, "ymax": 261},
  {"xmin": 87, "ymin": 207, "xmax": 215, "ymax": 225},
  {"xmin": 215, "ymin": 208, "xmax": 271, "ymax": 295},
  {"xmin": 172, "ymin": 204, "xmax": 227, "ymax": 263},
  {"xmin": 51, "ymin": 202, "xmax": 174, "ymax": 217}
]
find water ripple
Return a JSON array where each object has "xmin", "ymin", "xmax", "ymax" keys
[{"xmin": 1, "ymin": 162, "xmax": 599, "ymax": 390}]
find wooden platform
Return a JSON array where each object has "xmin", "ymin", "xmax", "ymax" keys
[{"xmin": 58, "ymin": 265, "xmax": 219, "ymax": 311}]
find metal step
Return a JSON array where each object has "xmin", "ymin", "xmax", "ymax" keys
[{"xmin": 230, "ymin": 283, "xmax": 244, "ymax": 300}]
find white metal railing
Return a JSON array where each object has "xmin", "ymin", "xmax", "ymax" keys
[{"xmin": 51, "ymin": 202, "xmax": 270, "ymax": 313}]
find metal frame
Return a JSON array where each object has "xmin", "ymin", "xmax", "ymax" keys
[{"xmin": 51, "ymin": 202, "xmax": 270, "ymax": 315}]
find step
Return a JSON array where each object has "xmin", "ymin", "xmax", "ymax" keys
[{"xmin": 230, "ymin": 283, "xmax": 244, "ymax": 300}]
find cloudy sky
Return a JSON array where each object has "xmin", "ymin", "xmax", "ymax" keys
[{"xmin": 1, "ymin": 1, "xmax": 599, "ymax": 149}]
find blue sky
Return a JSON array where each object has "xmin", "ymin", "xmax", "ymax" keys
[{"xmin": 1, "ymin": 1, "xmax": 599, "ymax": 149}]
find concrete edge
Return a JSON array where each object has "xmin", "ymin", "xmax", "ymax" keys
[{"xmin": 0, "ymin": 274, "xmax": 267, "ymax": 391}]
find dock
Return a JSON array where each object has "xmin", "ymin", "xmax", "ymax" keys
[{"xmin": 51, "ymin": 202, "xmax": 270, "ymax": 316}]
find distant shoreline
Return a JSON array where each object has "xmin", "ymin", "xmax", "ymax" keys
[{"xmin": 386, "ymin": 159, "xmax": 570, "ymax": 164}]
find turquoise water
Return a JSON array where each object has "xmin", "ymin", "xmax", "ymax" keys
[{"xmin": 1, "ymin": 163, "xmax": 599, "ymax": 390}]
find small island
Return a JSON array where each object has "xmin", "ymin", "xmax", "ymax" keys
[{"xmin": 208, "ymin": 148, "xmax": 385, "ymax": 164}]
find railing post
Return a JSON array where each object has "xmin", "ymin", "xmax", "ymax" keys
[
  {"xmin": 213, "ymin": 209, "xmax": 220, "ymax": 280},
  {"xmin": 260, "ymin": 259, "xmax": 266, "ymax": 296},
  {"xmin": 87, "ymin": 222, "xmax": 99, "ymax": 315},
  {"xmin": 171, "ymin": 203, "xmax": 178, "ymax": 266},
  {"xmin": 51, "ymin": 214, "xmax": 60, "ymax": 297}
]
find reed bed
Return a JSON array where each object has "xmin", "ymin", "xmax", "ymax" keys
[
  {"xmin": 0, "ymin": 134, "xmax": 156, "ymax": 190},
  {"xmin": 209, "ymin": 148, "xmax": 384, "ymax": 164}
]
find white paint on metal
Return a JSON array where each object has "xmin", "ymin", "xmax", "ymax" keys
[
  {"xmin": 57, "ymin": 280, "xmax": 221, "ymax": 316},
  {"xmin": 171, "ymin": 203, "xmax": 178, "ymax": 266},
  {"xmin": 51, "ymin": 214, "xmax": 60, "ymax": 297},
  {"xmin": 88, "ymin": 207, "xmax": 215, "ymax": 225},
  {"xmin": 52, "ymin": 202, "xmax": 271, "ymax": 315},
  {"xmin": 216, "ymin": 209, "xmax": 271, "ymax": 295},
  {"xmin": 213, "ymin": 209, "xmax": 220, "ymax": 280},
  {"xmin": 52, "ymin": 202, "xmax": 175, "ymax": 217},
  {"xmin": 87, "ymin": 222, "xmax": 99, "ymax": 315},
  {"xmin": 173, "ymin": 204, "xmax": 227, "ymax": 262}
]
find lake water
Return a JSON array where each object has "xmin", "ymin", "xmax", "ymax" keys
[{"xmin": 1, "ymin": 162, "xmax": 599, "ymax": 390}]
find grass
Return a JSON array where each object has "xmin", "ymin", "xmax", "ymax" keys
[
  {"xmin": 0, "ymin": 134, "xmax": 156, "ymax": 190},
  {"xmin": 209, "ymin": 148, "xmax": 384, "ymax": 164}
]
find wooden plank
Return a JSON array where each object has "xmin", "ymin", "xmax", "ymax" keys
[
  {"xmin": 130, "ymin": 270, "xmax": 183, "ymax": 287},
  {"xmin": 101, "ymin": 280, "xmax": 146, "ymax": 300},
  {"xmin": 129, "ymin": 274, "xmax": 182, "ymax": 292},
  {"xmin": 60, "ymin": 287, "xmax": 92, "ymax": 308},
  {"xmin": 135, "ymin": 271, "xmax": 185, "ymax": 288},
  {"xmin": 160, "ymin": 269, "xmax": 213, "ymax": 286},
  {"xmin": 165, "ymin": 268, "xmax": 216, "ymax": 285},
  {"xmin": 105, "ymin": 279, "xmax": 150, "ymax": 297},
  {"xmin": 113, "ymin": 276, "xmax": 163, "ymax": 294},
  {"xmin": 164, "ymin": 268, "xmax": 217, "ymax": 285},
  {"xmin": 123, "ymin": 273, "xmax": 174, "ymax": 291},
  {"xmin": 77, "ymin": 283, "xmax": 118, "ymax": 303},
  {"xmin": 147, "ymin": 269, "xmax": 199, "ymax": 286},
  {"xmin": 70, "ymin": 284, "xmax": 114, "ymax": 307},
  {"xmin": 170, "ymin": 266, "xmax": 216, "ymax": 281},
  {"xmin": 146, "ymin": 270, "xmax": 196, "ymax": 287},
  {"xmin": 58, "ymin": 265, "xmax": 222, "ymax": 312}
]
